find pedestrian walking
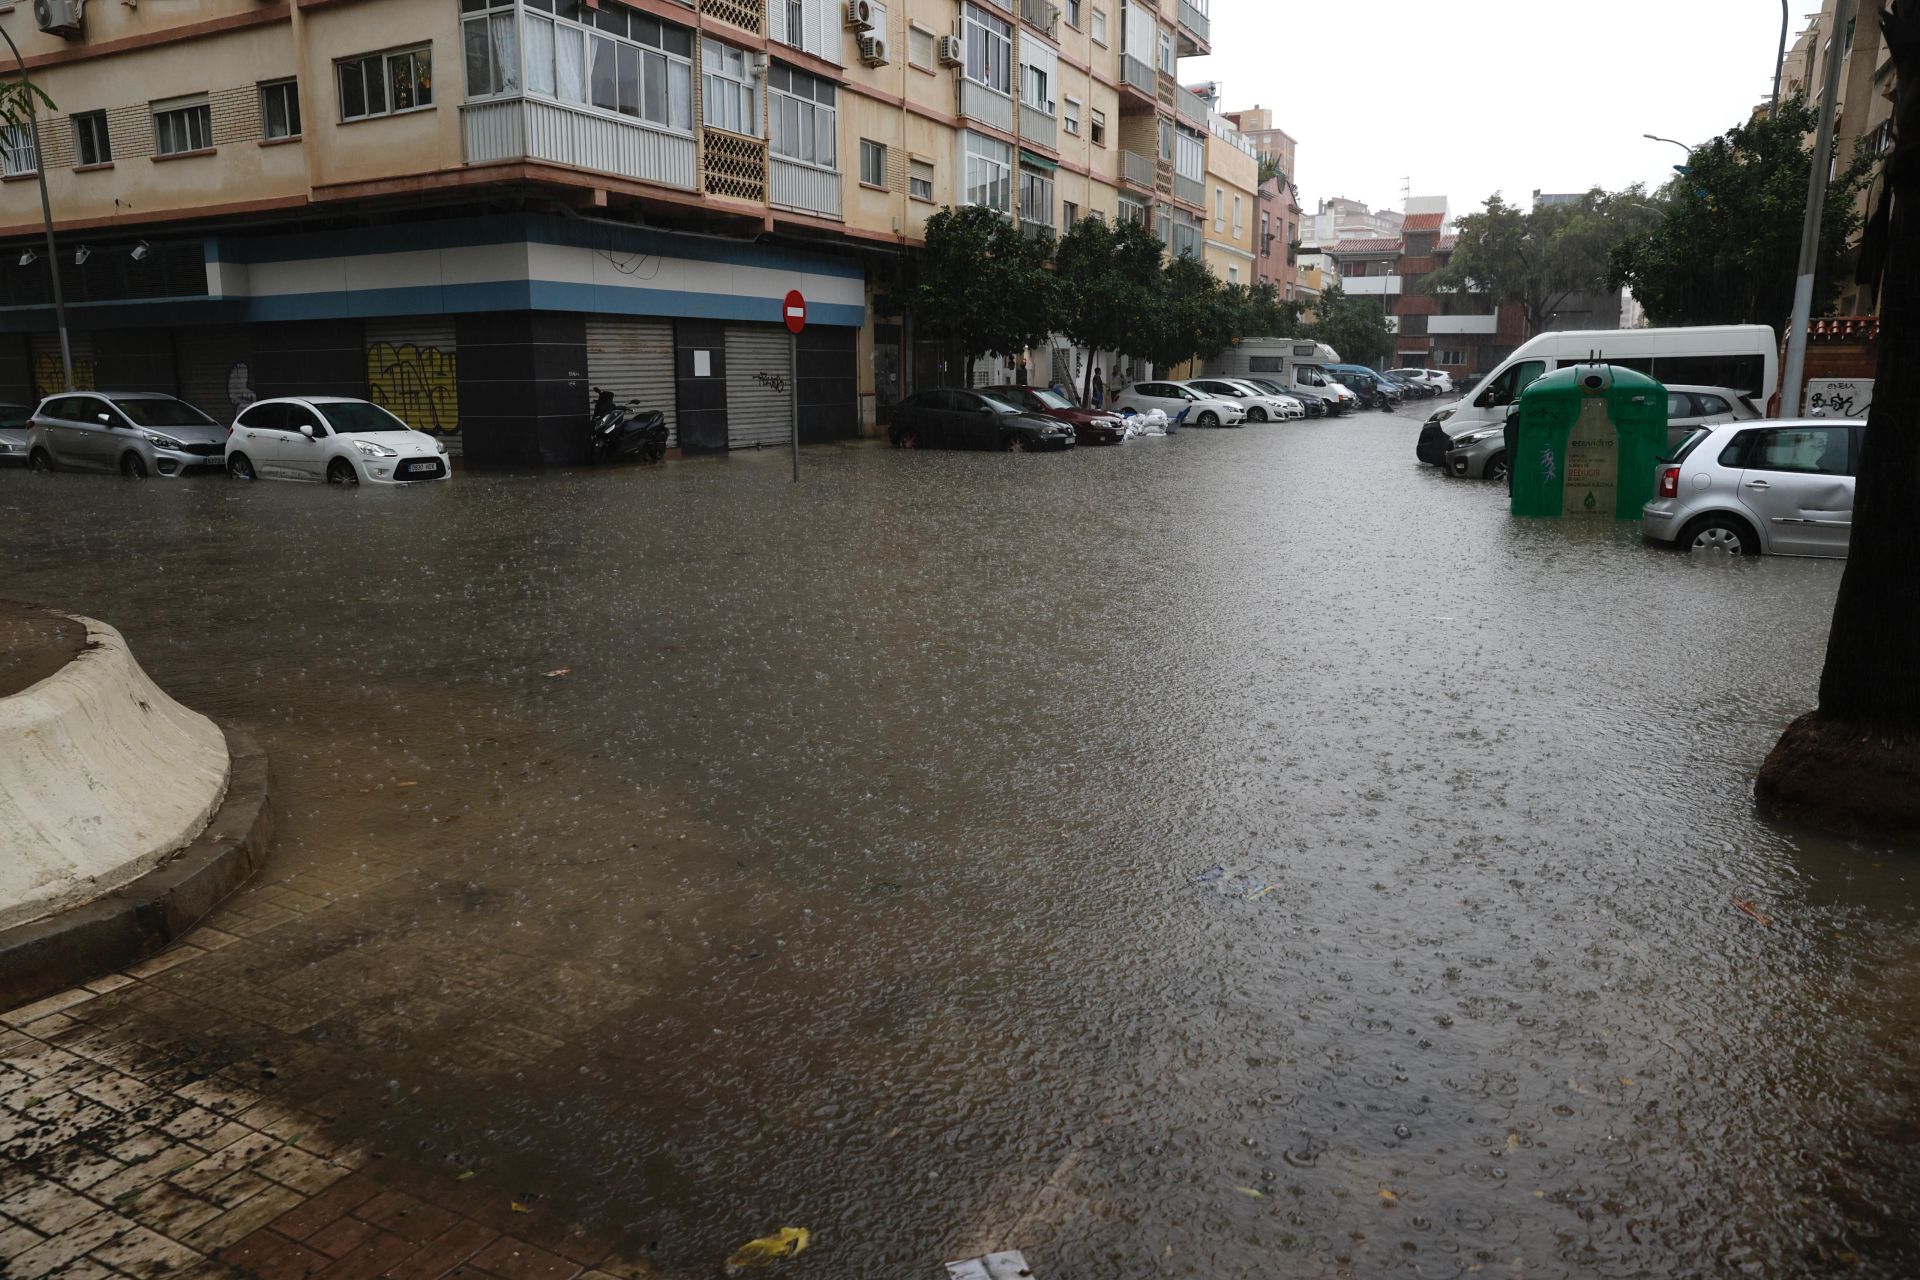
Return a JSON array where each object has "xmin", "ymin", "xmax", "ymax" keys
[
  {"xmin": 1091, "ymin": 365, "xmax": 1106, "ymax": 409},
  {"xmin": 1016, "ymin": 356, "xmax": 1030, "ymax": 386}
]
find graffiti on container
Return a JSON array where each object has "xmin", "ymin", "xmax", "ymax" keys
[
  {"xmin": 367, "ymin": 341, "xmax": 459, "ymax": 434},
  {"xmin": 33, "ymin": 353, "xmax": 96, "ymax": 398},
  {"xmin": 751, "ymin": 370, "xmax": 789, "ymax": 394}
]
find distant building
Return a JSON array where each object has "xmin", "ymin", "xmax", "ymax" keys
[
  {"xmin": 1301, "ymin": 196, "xmax": 1404, "ymax": 249},
  {"xmin": 1219, "ymin": 104, "xmax": 1302, "ymax": 300}
]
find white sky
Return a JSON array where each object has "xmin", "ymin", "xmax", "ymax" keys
[{"xmin": 1191, "ymin": 0, "xmax": 1790, "ymax": 220}]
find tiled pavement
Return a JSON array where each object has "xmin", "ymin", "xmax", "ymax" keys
[{"xmin": 0, "ymin": 900, "xmax": 669, "ymax": 1280}]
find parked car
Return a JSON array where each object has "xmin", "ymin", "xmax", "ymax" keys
[
  {"xmin": 1326, "ymin": 367, "xmax": 1399, "ymax": 410},
  {"xmin": 888, "ymin": 388, "xmax": 1076, "ymax": 451},
  {"xmin": 1391, "ymin": 368, "xmax": 1454, "ymax": 395},
  {"xmin": 1642, "ymin": 418, "xmax": 1861, "ymax": 559},
  {"xmin": 0, "ymin": 403, "xmax": 32, "ymax": 466},
  {"xmin": 1114, "ymin": 381, "xmax": 1246, "ymax": 428},
  {"xmin": 1248, "ymin": 380, "xmax": 1328, "ymax": 417},
  {"xmin": 27, "ymin": 391, "xmax": 228, "ymax": 477},
  {"xmin": 982, "ymin": 385, "xmax": 1126, "ymax": 445},
  {"xmin": 1440, "ymin": 384, "xmax": 1762, "ymax": 482},
  {"xmin": 1379, "ymin": 370, "xmax": 1437, "ymax": 399},
  {"xmin": 1455, "ymin": 372, "xmax": 1485, "ymax": 394},
  {"xmin": 226, "ymin": 397, "xmax": 451, "ymax": 484},
  {"xmin": 1185, "ymin": 378, "xmax": 1300, "ymax": 423}
]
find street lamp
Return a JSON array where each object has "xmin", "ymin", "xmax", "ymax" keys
[
  {"xmin": 0, "ymin": 23, "xmax": 73, "ymax": 391},
  {"xmin": 1771, "ymin": 0, "xmax": 1790, "ymax": 118},
  {"xmin": 1642, "ymin": 133, "xmax": 1696, "ymax": 155}
]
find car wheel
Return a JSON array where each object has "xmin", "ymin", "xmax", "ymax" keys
[
  {"xmin": 1683, "ymin": 514, "xmax": 1757, "ymax": 557},
  {"xmin": 326, "ymin": 458, "xmax": 360, "ymax": 486},
  {"xmin": 894, "ymin": 427, "xmax": 919, "ymax": 449},
  {"xmin": 27, "ymin": 448, "xmax": 53, "ymax": 473},
  {"xmin": 1484, "ymin": 453, "xmax": 1509, "ymax": 483},
  {"xmin": 1006, "ymin": 434, "xmax": 1028, "ymax": 453},
  {"xmin": 228, "ymin": 453, "xmax": 256, "ymax": 480},
  {"xmin": 120, "ymin": 452, "xmax": 147, "ymax": 478},
  {"xmin": 1197, "ymin": 411, "xmax": 1220, "ymax": 428},
  {"xmin": 1249, "ymin": 407, "xmax": 1267, "ymax": 422}
]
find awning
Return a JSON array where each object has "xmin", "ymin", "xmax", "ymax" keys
[{"xmin": 1018, "ymin": 149, "xmax": 1058, "ymax": 172}]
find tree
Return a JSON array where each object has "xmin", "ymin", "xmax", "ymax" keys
[
  {"xmin": 1610, "ymin": 98, "xmax": 1873, "ymax": 327},
  {"xmin": 906, "ymin": 205, "xmax": 1062, "ymax": 384},
  {"xmin": 1305, "ymin": 283, "xmax": 1393, "ymax": 366},
  {"xmin": 1757, "ymin": 1, "xmax": 1920, "ymax": 835},
  {"xmin": 1424, "ymin": 189, "xmax": 1659, "ymax": 335},
  {"xmin": 1054, "ymin": 216, "xmax": 1168, "ymax": 400}
]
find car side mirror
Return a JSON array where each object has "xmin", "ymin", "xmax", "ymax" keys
[
  {"xmin": 979, "ymin": 407, "xmax": 993, "ymax": 417},
  {"xmin": 300, "ymin": 424, "xmax": 315, "ymax": 439},
  {"xmin": 97, "ymin": 413, "xmax": 112, "ymax": 424}
]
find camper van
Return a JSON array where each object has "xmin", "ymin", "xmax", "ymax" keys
[
  {"xmin": 1416, "ymin": 325, "xmax": 1778, "ymax": 470},
  {"xmin": 1204, "ymin": 339, "xmax": 1358, "ymax": 413}
]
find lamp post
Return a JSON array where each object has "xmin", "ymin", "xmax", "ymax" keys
[
  {"xmin": 1771, "ymin": 0, "xmax": 1791, "ymax": 118},
  {"xmin": 0, "ymin": 23, "xmax": 72, "ymax": 392},
  {"xmin": 1641, "ymin": 133, "xmax": 1696, "ymax": 156},
  {"xmin": 1780, "ymin": 0, "xmax": 1853, "ymax": 419}
]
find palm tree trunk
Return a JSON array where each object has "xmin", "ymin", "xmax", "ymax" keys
[{"xmin": 1757, "ymin": 0, "xmax": 1920, "ymax": 834}]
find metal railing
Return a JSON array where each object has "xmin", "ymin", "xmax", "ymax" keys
[
  {"xmin": 1119, "ymin": 53, "xmax": 1156, "ymax": 98},
  {"xmin": 1018, "ymin": 102, "xmax": 1056, "ymax": 150},
  {"xmin": 958, "ymin": 78, "xmax": 1015, "ymax": 132},
  {"xmin": 1175, "ymin": 84, "xmax": 1209, "ymax": 127},
  {"xmin": 1177, "ymin": 0, "xmax": 1210, "ymax": 46},
  {"xmin": 1120, "ymin": 149, "xmax": 1154, "ymax": 188},
  {"xmin": 1019, "ymin": 0, "xmax": 1059, "ymax": 35}
]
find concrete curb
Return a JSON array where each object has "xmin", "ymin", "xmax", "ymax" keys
[{"xmin": 0, "ymin": 725, "xmax": 272, "ymax": 1010}]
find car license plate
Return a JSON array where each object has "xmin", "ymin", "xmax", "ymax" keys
[{"xmin": 406, "ymin": 462, "xmax": 437, "ymax": 474}]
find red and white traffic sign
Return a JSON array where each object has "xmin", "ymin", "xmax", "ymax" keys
[{"xmin": 783, "ymin": 290, "xmax": 807, "ymax": 335}]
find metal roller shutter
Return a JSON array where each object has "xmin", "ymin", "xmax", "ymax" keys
[
  {"xmin": 723, "ymin": 324, "xmax": 792, "ymax": 450},
  {"xmin": 365, "ymin": 318, "xmax": 460, "ymax": 436},
  {"xmin": 176, "ymin": 326, "xmax": 254, "ymax": 423},
  {"xmin": 585, "ymin": 317, "xmax": 678, "ymax": 448},
  {"xmin": 30, "ymin": 331, "xmax": 95, "ymax": 398}
]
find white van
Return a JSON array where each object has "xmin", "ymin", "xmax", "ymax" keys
[
  {"xmin": 1204, "ymin": 338, "xmax": 1359, "ymax": 413},
  {"xmin": 1415, "ymin": 325, "xmax": 1778, "ymax": 468}
]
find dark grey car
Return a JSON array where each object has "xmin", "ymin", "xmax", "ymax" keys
[{"xmin": 27, "ymin": 391, "xmax": 229, "ymax": 477}]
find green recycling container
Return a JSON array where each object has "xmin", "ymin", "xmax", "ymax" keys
[{"xmin": 1508, "ymin": 364, "xmax": 1668, "ymax": 519}]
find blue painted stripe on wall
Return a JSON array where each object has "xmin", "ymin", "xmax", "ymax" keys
[
  {"xmin": 210, "ymin": 213, "xmax": 866, "ymax": 280},
  {"xmin": 243, "ymin": 280, "xmax": 864, "ymax": 327}
]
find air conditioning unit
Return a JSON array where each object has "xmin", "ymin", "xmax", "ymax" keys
[
  {"xmin": 844, "ymin": 0, "xmax": 871, "ymax": 28},
  {"xmin": 33, "ymin": 0, "xmax": 84, "ymax": 39},
  {"xmin": 936, "ymin": 34, "xmax": 964, "ymax": 66},
  {"xmin": 859, "ymin": 34, "xmax": 889, "ymax": 65}
]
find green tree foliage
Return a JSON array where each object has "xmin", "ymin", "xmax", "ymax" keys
[
  {"xmin": 1304, "ymin": 283, "xmax": 1393, "ymax": 366},
  {"xmin": 1610, "ymin": 97, "xmax": 1872, "ymax": 326},
  {"xmin": 0, "ymin": 75, "xmax": 54, "ymax": 131},
  {"xmin": 908, "ymin": 205, "xmax": 1063, "ymax": 380},
  {"xmin": 1424, "ymin": 189, "xmax": 1661, "ymax": 335},
  {"xmin": 1054, "ymin": 217, "xmax": 1169, "ymax": 398}
]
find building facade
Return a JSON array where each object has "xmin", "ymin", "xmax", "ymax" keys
[
  {"xmin": 1299, "ymin": 195, "xmax": 1400, "ymax": 250},
  {"xmin": 0, "ymin": 0, "xmax": 1225, "ymax": 460},
  {"xmin": 1218, "ymin": 103, "xmax": 1298, "ymax": 300}
]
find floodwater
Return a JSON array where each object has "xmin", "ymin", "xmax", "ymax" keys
[{"xmin": 4, "ymin": 407, "xmax": 1917, "ymax": 1278}]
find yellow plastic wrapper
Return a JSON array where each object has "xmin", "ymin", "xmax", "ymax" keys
[{"xmin": 725, "ymin": 1227, "xmax": 812, "ymax": 1270}]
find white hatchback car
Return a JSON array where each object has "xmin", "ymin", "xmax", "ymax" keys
[
  {"xmin": 225, "ymin": 397, "xmax": 450, "ymax": 484},
  {"xmin": 1114, "ymin": 381, "xmax": 1246, "ymax": 428},
  {"xmin": 1185, "ymin": 378, "xmax": 1304, "ymax": 422},
  {"xmin": 1642, "ymin": 418, "xmax": 1862, "ymax": 559}
]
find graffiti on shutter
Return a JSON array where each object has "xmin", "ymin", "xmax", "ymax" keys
[
  {"xmin": 31, "ymin": 332, "xmax": 96, "ymax": 397},
  {"xmin": 723, "ymin": 325, "xmax": 793, "ymax": 449},
  {"xmin": 366, "ymin": 320, "xmax": 459, "ymax": 435}
]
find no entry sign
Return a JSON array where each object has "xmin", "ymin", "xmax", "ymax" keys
[{"xmin": 784, "ymin": 290, "xmax": 807, "ymax": 335}]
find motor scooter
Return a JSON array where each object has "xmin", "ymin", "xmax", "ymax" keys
[{"xmin": 590, "ymin": 388, "xmax": 668, "ymax": 464}]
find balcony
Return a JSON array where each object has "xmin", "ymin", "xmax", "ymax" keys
[
  {"xmin": 1120, "ymin": 149, "xmax": 1154, "ymax": 189},
  {"xmin": 461, "ymin": 96, "xmax": 697, "ymax": 190},
  {"xmin": 1175, "ymin": 84, "xmax": 1210, "ymax": 127},
  {"xmin": 699, "ymin": 0, "xmax": 764, "ymax": 35},
  {"xmin": 1339, "ymin": 274, "xmax": 1403, "ymax": 297},
  {"xmin": 958, "ymin": 78, "xmax": 1015, "ymax": 133},
  {"xmin": 1173, "ymin": 173, "xmax": 1204, "ymax": 208},
  {"xmin": 1177, "ymin": 0, "xmax": 1211, "ymax": 54},
  {"xmin": 770, "ymin": 156, "xmax": 842, "ymax": 219},
  {"xmin": 1019, "ymin": 0, "xmax": 1059, "ymax": 36},
  {"xmin": 702, "ymin": 129, "xmax": 767, "ymax": 203},
  {"xmin": 1118, "ymin": 53, "xmax": 1157, "ymax": 104},
  {"xmin": 1019, "ymin": 102, "xmax": 1056, "ymax": 150},
  {"xmin": 1429, "ymin": 314, "xmax": 1500, "ymax": 335}
]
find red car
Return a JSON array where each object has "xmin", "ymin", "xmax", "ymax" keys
[{"xmin": 982, "ymin": 386, "xmax": 1128, "ymax": 445}]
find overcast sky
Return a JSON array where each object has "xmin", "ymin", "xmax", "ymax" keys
[{"xmin": 1193, "ymin": 0, "xmax": 1790, "ymax": 220}]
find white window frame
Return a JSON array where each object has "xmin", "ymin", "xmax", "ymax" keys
[
  {"xmin": 1157, "ymin": 28, "xmax": 1174, "ymax": 73},
  {"xmin": 1089, "ymin": 107, "xmax": 1105, "ymax": 146},
  {"xmin": 1062, "ymin": 96, "xmax": 1081, "ymax": 136},
  {"xmin": 1174, "ymin": 126, "xmax": 1203, "ymax": 182},
  {"xmin": 1066, "ymin": 0, "xmax": 1081, "ymax": 26},
  {"xmin": 1018, "ymin": 165, "xmax": 1055, "ymax": 229},
  {"xmin": 769, "ymin": 62, "xmax": 837, "ymax": 169},
  {"xmin": 1090, "ymin": 8, "xmax": 1107, "ymax": 45},
  {"xmin": 462, "ymin": 1, "xmax": 520, "ymax": 100},
  {"xmin": 962, "ymin": 3, "xmax": 1011, "ymax": 95},
  {"xmin": 908, "ymin": 24, "xmax": 936, "ymax": 68},
  {"xmin": 71, "ymin": 112, "xmax": 110, "ymax": 167},
  {"xmin": 152, "ymin": 96, "xmax": 213, "ymax": 155},
  {"xmin": 908, "ymin": 156, "xmax": 934, "ymax": 202},
  {"xmin": 1018, "ymin": 35, "xmax": 1057, "ymax": 116},
  {"xmin": 1214, "ymin": 186, "xmax": 1224, "ymax": 231},
  {"xmin": 962, "ymin": 129, "xmax": 1011, "ymax": 213},
  {"xmin": 518, "ymin": 9, "xmax": 694, "ymax": 133},
  {"xmin": 701, "ymin": 37, "xmax": 759, "ymax": 136},
  {"xmin": 259, "ymin": 79, "xmax": 302, "ymax": 141},
  {"xmin": 0, "ymin": 122, "xmax": 37, "ymax": 176},
  {"xmin": 859, "ymin": 137, "xmax": 886, "ymax": 186},
  {"xmin": 337, "ymin": 46, "xmax": 435, "ymax": 123}
]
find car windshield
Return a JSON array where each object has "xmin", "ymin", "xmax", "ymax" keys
[
  {"xmin": 1029, "ymin": 389, "xmax": 1074, "ymax": 410},
  {"xmin": 1666, "ymin": 428, "xmax": 1712, "ymax": 463},
  {"xmin": 1227, "ymin": 383, "xmax": 1265, "ymax": 397},
  {"xmin": 0, "ymin": 405, "xmax": 29, "ymax": 429},
  {"xmin": 320, "ymin": 401, "xmax": 414, "ymax": 433},
  {"xmin": 113, "ymin": 397, "xmax": 217, "ymax": 428},
  {"xmin": 977, "ymin": 393, "xmax": 1025, "ymax": 414}
]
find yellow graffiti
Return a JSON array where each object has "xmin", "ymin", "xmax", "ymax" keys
[
  {"xmin": 366, "ymin": 341, "xmax": 458, "ymax": 435},
  {"xmin": 33, "ymin": 353, "xmax": 96, "ymax": 398}
]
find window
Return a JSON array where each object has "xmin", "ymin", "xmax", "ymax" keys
[
  {"xmin": 1156, "ymin": 118, "xmax": 1171, "ymax": 161},
  {"xmin": 1063, "ymin": 200, "xmax": 1078, "ymax": 229},
  {"xmin": 71, "ymin": 112, "xmax": 110, "ymax": 166},
  {"xmin": 1435, "ymin": 349, "xmax": 1465, "ymax": 366},
  {"xmin": 1214, "ymin": 187, "xmax": 1224, "ymax": 231},
  {"xmin": 462, "ymin": 0, "xmax": 519, "ymax": 98},
  {"xmin": 860, "ymin": 138, "xmax": 885, "ymax": 186},
  {"xmin": 1227, "ymin": 267, "xmax": 1238, "ymax": 284},
  {"xmin": 1018, "ymin": 38, "xmax": 1056, "ymax": 115},
  {"xmin": 1259, "ymin": 211, "xmax": 1270, "ymax": 256},
  {"xmin": 769, "ymin": 63, "xmax": 837, "ymax": 166},
  {"xmin": 1174, "ymin": 126, "xmax": 1202, "ymax": 180},
  {"xmin": 1749, "ymin": 426, "xmax": 1851, "ymax": 475},
  {"xmin": 1089, "ymin": 108, "xmax": 1105, "ymax": 146},
  {"xmin": 521, "ymin": 8, "xmax": 692, "ymax": 129},
  {"xmin": 152, "ymin": 99, "xmax": 212, "ymax": 155},
  {"xmin": 0, "ymin": 123, "xmax": 35, "ymax": 176},
  {"xmin": 1063, "ymin": 97, "xmax": 1081, "ymax": 136},
  {"xmin": 1475, "ymin": 359, "xmax": 1546, "ymax": 408},
  {"xmin": 1694, "ymin": 392, "xmax": 1732, "ymax": 416},
  {"xmin": 1118, "ymin": 195, "xmax": 1145, "ymax": 225},
  {"xmin": 1018, "ymin": 166, "xmax": 1054, "ymax": 229},
  {"xmin": 909, "ymin": 25, "xmax": 935, "ymax": 67},
  {"xmin": 1232, "ymin": 194, "xmax": 1242, "ymax": 238},
  {"xmin": 339, "ymin": 47, "xmax": 434, "ymax": 121},
  {"xmin": 702, "ymin": 38, "xmax": 758, "ymax": 136},
  {"xmin": 1157, "ymin": 28, "xmax": 1174, "ymax": 73},
  {"xmin": 1090, "ymin": 8, "xmax": 1106, "ymax": 45},
  {"xmin": 909, "ymin": 158, "xmax": 934, "ymax": 201},
  {"xmin": 258, "ymin": 80, "xmax": 302, "ymax": 140},
  {"xmin": 962, "ymin": 4, "xmax": 1011, "ymax": 94},
  {"xmin": 963, "ymin": 130, "xmax": 1011, "ymax": 212},
  {"xmin": 1066, "ymin": 0, "xmax": 1081, "ymax": 25}
]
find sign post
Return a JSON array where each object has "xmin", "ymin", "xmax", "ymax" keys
[{"xmin": 784, "ymin": 290, "xmax": 807, "ymax": 482}]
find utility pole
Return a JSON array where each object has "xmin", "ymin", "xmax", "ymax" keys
[
  {"xmin": 1781, "ymin": 0, "xmax": 1851, "ymax": 419},
  {"xmin": 0, "ymin": 24, "xmax": 73, "ymax": 392},
  {"xmin": 1771, "ymin": 0, "xmax": 1790, "ymax": 118}
]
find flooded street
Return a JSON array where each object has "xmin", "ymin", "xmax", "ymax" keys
[{"xmin": 4, "ymin": 408, "xmax": 1918, "ymax": 1278}]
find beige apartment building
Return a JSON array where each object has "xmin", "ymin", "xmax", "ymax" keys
[{"xmin": 0, "ymin": 0, "xmax": 1237, "ymax": 460}]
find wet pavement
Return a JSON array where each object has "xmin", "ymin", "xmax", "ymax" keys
[{"xmin": 3, "ymin": 405, "xmax": 1918, "ymax": 1279}]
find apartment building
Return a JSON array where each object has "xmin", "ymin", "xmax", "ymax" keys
[
  {"xmin": 0, "ymin": 0, "xmax": 1222, "ymax": 460},
  {"xmin": 1218, "ymin": 103, "xmax": 1298, "ymax": 299}
]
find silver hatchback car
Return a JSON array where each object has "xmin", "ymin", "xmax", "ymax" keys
[
  {"xmin": 27, "ymin": 391, "xmax": 230, "ymax": 477},
  {"xmin": 1641, "ymin": 417, "xmax": 1863, "ymax": 559}
]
